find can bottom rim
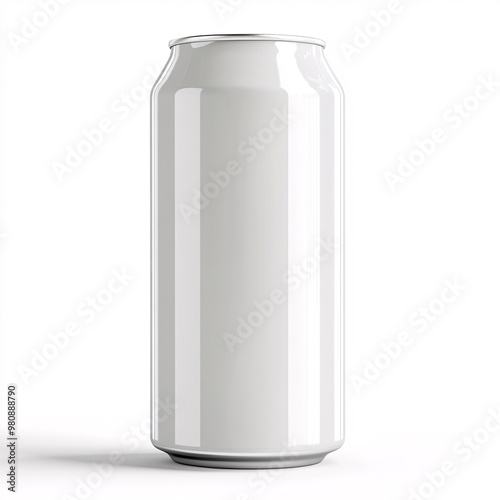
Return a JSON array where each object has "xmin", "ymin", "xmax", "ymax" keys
[
  {"xmin": 153, "ymin": 439, "xmax": 344, "ymax": 469},
  {"xmin": 168, "ymin": 450, "xmax": 327, "ymax": 469}
]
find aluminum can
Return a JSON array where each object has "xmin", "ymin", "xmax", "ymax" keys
[{"xmin": 151, "ymin": 34, "xmax": 344, "ymax": 468}]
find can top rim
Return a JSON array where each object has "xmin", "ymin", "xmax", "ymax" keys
[{"xmin": 169, "ymin": 34, "xmax": 326, "ymax": 48}]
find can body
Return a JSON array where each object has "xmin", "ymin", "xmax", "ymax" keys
[{"xmin": 151, "ymin": 34, "xmax": 344, "ymax": 468}]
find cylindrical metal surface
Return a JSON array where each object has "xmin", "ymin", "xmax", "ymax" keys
[{"xmin": 151, "ymin": 34, "xmax": 344, "ymax": 468}]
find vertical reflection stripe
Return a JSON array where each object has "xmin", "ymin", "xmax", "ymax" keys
[
  {"xmin": 288, "ymin": 94, "xmax": 321, "ymax": 446},
  {"xmin": 333, "ymin": 86, "xmax": 344, "ymax": 442},
  {"xmin": 174, "ymin": 89, "xmax": 201, "ymax": 447},
  {"xmin": 307, "ymin": 97, "xmax": 321, "ymax": 445}
]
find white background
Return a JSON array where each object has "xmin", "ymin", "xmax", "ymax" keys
[{"xmin": 1, "ymin": 0, "xmax": 500, "ymax": 499}]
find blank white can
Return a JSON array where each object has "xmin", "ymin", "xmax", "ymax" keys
[{"xmin": 151, "ymin": 34, "xmax": 344, "ymax": 468}]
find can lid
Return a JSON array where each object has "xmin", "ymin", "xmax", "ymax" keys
[{"xmin": 169, "ymin": 34, "xmax": 326, "ymax": 49}]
